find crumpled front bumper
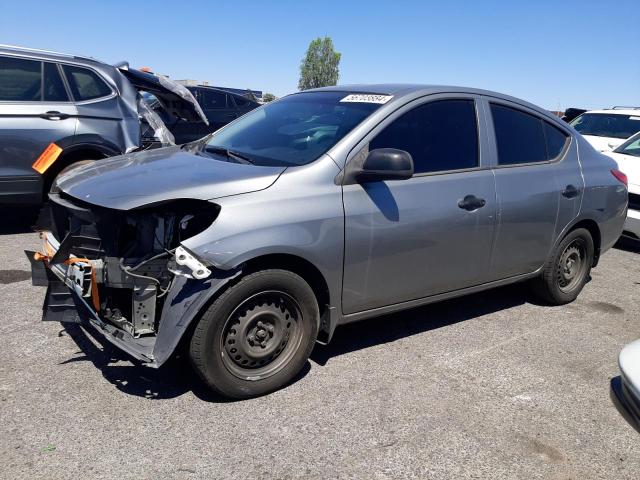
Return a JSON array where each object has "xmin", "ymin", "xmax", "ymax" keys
[
  {"xmin": 29, "ymin": 231, "xmax": 241, "ymax": 367},
  {"xmin": 28, "ymin": 232, "xmax": 156, "ymax": 364}
]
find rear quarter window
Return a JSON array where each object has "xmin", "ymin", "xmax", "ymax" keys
[
  {"xmin": 0, "ymin": 56, "xmax": 41, "ymax": 101},
  {"xmin": 62, "ymin": 65, "xmax": 112, "ymax": 101}
]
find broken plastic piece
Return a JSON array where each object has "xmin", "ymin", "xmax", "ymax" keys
[{"xmin": 175, "ymin": 246, "xmax": 211, "ymax": 280}]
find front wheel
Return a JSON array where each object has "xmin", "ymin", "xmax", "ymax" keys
[
  {"xmin": 189, "ymin": 269, "xmax": 319, "ymax": 399},
  {"xmin": 531, "ymin": 228, "xmax": 594, "ymax": 305}
]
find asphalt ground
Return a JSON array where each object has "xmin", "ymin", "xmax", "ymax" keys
[{"xmin": 1, "ymin": 206, "xmax": 639, "ymax": 479}]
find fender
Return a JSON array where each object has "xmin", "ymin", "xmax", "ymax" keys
[
  {"xmin": 548, "ymin": 214, "xmax": 603, "ymax": 267},
  {"xmin": 151, "ymin": 267, "xmax": 242, "ymax": 367},
  {"xmin": 58, "ymin": 134, "xmax": 124, "ymax": 158}
]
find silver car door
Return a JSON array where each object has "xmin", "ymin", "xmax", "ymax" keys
[
  {"xmin": 484, "ymin": 98, "xmax": 578, "ymax": 280},
  {"xmin": 342, "ymin": 95, "xmax": 497, "ymax": 315}
]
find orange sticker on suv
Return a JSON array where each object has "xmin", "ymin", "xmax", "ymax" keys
[{"xmin": 32, "ymin": 143, "xmax": 63, "ymax": 174}]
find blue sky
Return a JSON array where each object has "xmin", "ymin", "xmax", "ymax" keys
[{"xmin": 2, "ymin": 0, "xmax": 638, "ymax": 110}]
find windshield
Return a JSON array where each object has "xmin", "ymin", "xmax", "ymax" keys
[
  {"xmin": 570, "ymin": 113, "xmax": 640, "ymax": 139},
  {"xmin": 203, "ymin": 91, "xmax": 385, "ymax": 166},
  {"xmin": 615, "ymin": 132, "xmax": 640, "ymax": 157}
]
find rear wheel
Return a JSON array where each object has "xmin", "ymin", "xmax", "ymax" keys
[
  {"xmin": 189, "ymin": 269, "xmax": 319, "ymax": 399},
  {"xmin": 532, "ymin": 228, "xmax": 594, "ymax": 305}
]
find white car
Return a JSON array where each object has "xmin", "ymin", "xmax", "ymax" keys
[
  {"xmin": 570, "ymin": 107, "xmax": 640, "ymax": 152},
  {"xmin": 606, "ymin": 131, "xmax": 640, "ymax": 241},
  {"xmin": 612, "ymin": 339, "xmax": 640, "ymax": 432}
]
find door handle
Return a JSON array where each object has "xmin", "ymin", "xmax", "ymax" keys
[
  {"xmin": 458, "ymin": 194, "xmax": 487, "ymax": 211},
  {"xmin": 40, "ymin": 111, "xmax": 69, "ymax": 120},
  {"xmin": 224, "ymin": 113, "xmax": 237, "ymax": 118},
  {"xmin": 562, "ymin": 184, "xmax": 579, "ymax": 199}
]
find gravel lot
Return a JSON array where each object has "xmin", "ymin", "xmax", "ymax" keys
[{"xmin": 1, "ymin": 207, "xmax": 639, "ymax": 479}]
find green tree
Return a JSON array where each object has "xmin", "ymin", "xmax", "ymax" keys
[
  {"xmin": 298, "ymin": 37, "xmax": 341, "ymax": 91},
  {"xmin": 262, "ymin": 92, "xmax": 277, "ymax": 102}
]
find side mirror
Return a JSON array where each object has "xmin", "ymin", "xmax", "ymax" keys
[{"xmin": 354, "ymin": 148, "xmax": 414, "ymax": 183}]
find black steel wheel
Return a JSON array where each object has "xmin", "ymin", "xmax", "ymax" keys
[
  {"xmin": 189, "ymin": 269, "xmax": 319, "ymax": 399},
  {"xmin": 556, "ymin": 239, "xmax": 588, "ymax": 293},
  {"xmin": 221, "ymin": 291, "xmax": 304, "ymax": 380},
  {"xmin": 532, "ymin": 227, "xmax": 594, "ymax": 305}
]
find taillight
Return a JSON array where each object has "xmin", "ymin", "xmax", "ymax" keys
[{"xmin": 611, "ymin": 169, "xmax": 628, "ymax": 187}]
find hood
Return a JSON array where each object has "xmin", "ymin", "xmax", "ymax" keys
[
  {"xmin": 56, "ymin": 147, "xmax": 286, "ymax": 210},
  {"xmin": 118, "ymin": 68, "xmax": 208, "ymax": 125},
  {"xmin": 582, "ymin": 135, "xmax": 625, "ymax": 152},
  {"xmin": 606, "ymin": 152, "xmax": 640, "ymax": 189}
]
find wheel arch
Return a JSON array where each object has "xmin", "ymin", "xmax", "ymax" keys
[
  {"xmin": 560, "ymin": 218, "xmax": 602, "ymax": 267},
  {"xmin": 42, "ymin": 140, "xmax": 122, "ymax": 194},
  {"xmin": 241, "ymin": 253, "xmax": 336, "ymax": 343}
]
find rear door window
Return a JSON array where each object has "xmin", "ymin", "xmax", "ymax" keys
[
  {"xmin": 43, "ymin": 63, "xmax": 69, "ymax": 102},
  {"xmin": 0, "ymin": 56, "xmax": 42, "ymax": 101},
  {"xmin": 491, "ymin": 103, "xmax": 569, "ymax": 165},
  {"xmin": 62, "ymin": 65, "xmax": 112, "ymax": 101},
  {"xmin": 370, "ymin": 99, "xmax": 479, "ymax": 174},
  {"xmin": 200, "ymin": 90, "xmax": 228, "ymax": 109}
]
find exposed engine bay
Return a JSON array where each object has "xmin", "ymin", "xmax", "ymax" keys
[{"xmin": 35, "ymin": 193, "xmax": 219, "ymax": 339}]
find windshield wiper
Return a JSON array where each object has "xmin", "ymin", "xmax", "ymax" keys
[{"xmin": 203, "ymin": 145, "xmax": 255, "ymax": 164}]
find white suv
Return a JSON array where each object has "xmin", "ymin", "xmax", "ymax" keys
[
  {"xmin": 606, "ymin": 131, "xmax": 640, "ymax": 241},
  {"xmin": 570, "ymin": 107, "xmax": 640, "ymax": 152}
]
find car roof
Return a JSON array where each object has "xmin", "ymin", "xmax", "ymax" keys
[
  {"xmin": 0, "ymin": 44, "xmax": 113, "ymax": 70},
  {"xmin": 300, "ymin": 84, "xmax": 558, "ymax": 121}
]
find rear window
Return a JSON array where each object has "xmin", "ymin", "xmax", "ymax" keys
[
  {"xmin": 200, "ymin": 90, "xmax": 228, "ymax": 109},
  {"xmin": 491, "ymin": 104, "xmax": 568, "ymax": 165},
  {"xmin": 62, "ymin": 65, "xmax": 111, "ymax": 101},
  {"xmin": 570, "ymin": 113, "xmax": 640, "ymax": 139},
  {"xmin": 0, "ymin": 56, "xmax": 41, "ymax": 101},
  {"xmin": 233, "ymin": 95, "xmax": 250, "ymax": 108}
]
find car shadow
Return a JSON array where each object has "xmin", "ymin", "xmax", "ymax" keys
[
  {"xmin": 615, "ymin": 237, "xmax": 640, "ymax": 254},
  {"xmin": 0, "ymin": 206, "xmax": 40, "ymax": 235},
  {"xmin": 310, "ymin": 282, "xmax": 530, "ymax": 365},
  {"xmin": 59, "ymin": 322, "xmax": 310, "ymax": 403},
  {"xmin": 58, "ymin": 282, "xmax": 533, "ymax": 401}
]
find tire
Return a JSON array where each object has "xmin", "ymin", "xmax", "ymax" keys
[
  {"xmin": 189, "ymin": 269, "xmax": 319, "ymax": 399},
  {"xmin": 531, "ymin": 228, "xmax": 594, "ymax": 305}
]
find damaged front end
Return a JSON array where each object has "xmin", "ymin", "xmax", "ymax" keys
[{"xmin": 28, "ymin": 193, "xmax": 238, "ymax": 367}]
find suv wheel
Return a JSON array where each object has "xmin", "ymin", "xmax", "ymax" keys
[
  {"xmin": 532, "ymin": 228, "xmax": 594, "ymax": 305},
  {"xmin": 189, "ymin": 269, "xmax": 319, "ymax": 399}
]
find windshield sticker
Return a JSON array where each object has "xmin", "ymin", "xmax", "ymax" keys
[{"xmin": 340, "ymin": 94, "xmax": 393, "ymax": 104}]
